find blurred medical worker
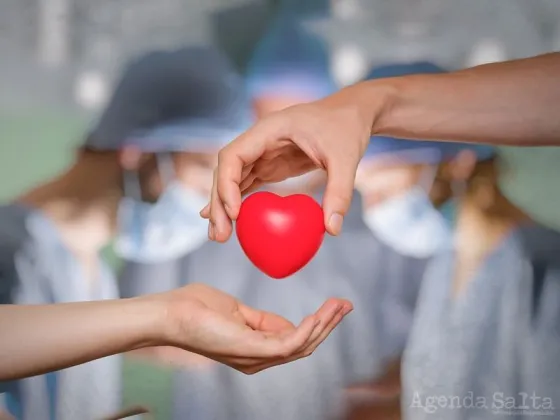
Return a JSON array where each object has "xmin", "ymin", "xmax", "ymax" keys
[
  {"xmin": 245, "ymin": 7, "xmax": 335, "ymax": 118},
  {"xmin": 402, "ymin": 142, "xmax": 560, "ymax": 419},
  {"xmin": 0, "ymin": 45, "xmax": 252, "ymax": 420},
  {"xmin": 120, "ymin": 16, "xmax": 353, "ymax": 420}
]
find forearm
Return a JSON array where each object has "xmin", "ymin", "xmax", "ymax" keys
[
  {"xmin": 0, "ymin": 298, "xmax": 165, "ymax": 380},
  {"xmin": 360, "ymin": 52, "xmax": 560, "ymax": 146}
]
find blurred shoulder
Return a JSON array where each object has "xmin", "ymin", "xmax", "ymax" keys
[
  {"xmin": 0, "ymin": 203, "xmax": 41, "ymax": 303},
  {"xmin": 0, "ymin": 203, "xmax": 37, "ymax": 263},
  {"xmin": 516, "ymin": 223, "xmax": 560, "ymax": 267}
]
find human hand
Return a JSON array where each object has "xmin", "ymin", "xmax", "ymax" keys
[
  {"xmin": 151, "ymin": 283, "xmax": 353, "ymax": 374},
  {"xmin": 200, "ymin": 84, "xmax": 382, "ymax": 242}
]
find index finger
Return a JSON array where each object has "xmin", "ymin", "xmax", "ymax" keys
[
  {"xmin": 237, "ymin": 314, "xmax": 319, "ymax": 358},
  {"xmin": 215, "ymin": 128, "xmax": 266, "ymax": 221},
  {"xmin": 238, "ymin": 303, "xmax": 296, "ymax": 332}
]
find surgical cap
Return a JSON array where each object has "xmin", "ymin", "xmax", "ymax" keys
[
  {"xmin": 364, "ymin": 61, "xmax": 495, "ymax": 165},
  {"xmin": 245, "ymin": 15, "xmax": 335, "ymax": 100},
  {"xmin": 86, "ymin": 46, "xmax": 253, "ymax": 152}
]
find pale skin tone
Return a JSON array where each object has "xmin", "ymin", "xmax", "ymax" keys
[
  {"xmin": 201, "ymin": 52, "xmax": 560, "ymax": 241},
  {"xmin": 0, "ymin": 284, "xmax": 351, "ymax": 381},
  {"xmin": 2, "ymin": 149, "xmax": 351, "ymax": 381}
]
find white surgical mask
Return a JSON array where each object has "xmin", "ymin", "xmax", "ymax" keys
[
  {"xmin": 364, "ymin": 187, "xmax": 451, "ymax": 258},
  {"xmin": 115, "ymin": 155, "xmax": 209, "ymax": 263}
]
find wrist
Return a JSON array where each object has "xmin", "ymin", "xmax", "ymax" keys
[
  {"xmin": 124, "ymin": 295, "xmax": 170, "ymax": 349},
  {"xmin": 352, "ymin": 79, "xmax": 400, "ymax": 138}
]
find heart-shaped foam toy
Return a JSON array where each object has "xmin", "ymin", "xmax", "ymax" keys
[{"xmin": 236, "ymin": 192, "xmax": 325, "ymax": 279}]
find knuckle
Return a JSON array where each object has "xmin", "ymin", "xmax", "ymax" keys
[{"xmin": 217, "ymin": 147, "xmax": 229, "ymax": 164}]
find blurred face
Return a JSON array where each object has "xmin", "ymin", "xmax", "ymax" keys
[
  {"xmin": 125, "ymin": 149, "xmax": 218, "ymax": 203},
  {"xmin": 173, "ymin": 152, "xmax": 217, "ymax": 198},
  {"xmin": 355, "ymin": 161, "xmax": 423, "ymax": 210}
]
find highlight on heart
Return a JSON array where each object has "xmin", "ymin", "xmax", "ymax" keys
[{"xmin": 235, "ymin": 192, "xmax": 326, "ymax": 279}]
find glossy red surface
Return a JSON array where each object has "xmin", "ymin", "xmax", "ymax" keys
[{"xmin": 236, "ymin": 192, "xmax": 325, "ymax": 279}]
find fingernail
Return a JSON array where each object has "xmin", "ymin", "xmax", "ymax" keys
[{"xmin": 328, "ymin": 213, "xmax": 344, "ymax": 235}]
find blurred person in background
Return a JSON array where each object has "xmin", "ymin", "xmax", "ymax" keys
[
  {"xmin": 120, "ymin": 9, "xmax": 378, "ymax": 420},
  {"xmin": 402, "ymin": 142, "xmax": 560, "ymax": 419},
  {"xmin": 0, "ymin": 45, "xmax": 253, "ymax": 420},
  {"xmin": 345, "ymin": 61, "xmax": 474, "ymax": 420},
  {"xmin": 245, "ymin": 0, "xmax": 335, "ymax": 118}
]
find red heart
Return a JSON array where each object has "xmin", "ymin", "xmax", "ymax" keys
[{"xmin": 236, "ymin": 192, "xmax": 326, "ymax": 279}]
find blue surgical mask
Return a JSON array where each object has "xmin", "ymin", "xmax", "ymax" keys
[
  {"xmin": 115, "ymin": 156, "xmax": 209, "ymax": 263},
  {"xmin": 364, "ymin": 186, "xmax": 452, "ymax": 258}
]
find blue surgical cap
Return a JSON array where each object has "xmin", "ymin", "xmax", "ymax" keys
[
  {"xmin": 245, "ymin": 15, "xmax": 335, "ymax": 100},
  {"xmin": 364, "ymin": 61, "xmax": 495, "ymax": 164},
  {"xmin": 86, "ymin": 46, "xmax": 254, "ymax": 152}
]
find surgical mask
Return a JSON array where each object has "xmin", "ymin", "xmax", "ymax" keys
[
  {"xmin": 364, "ymin": 186, "xmax": 451, "ymax": 258},
  {"xmin": 115, "ymin": 155, "xmax": 209, "ymax": 263}
]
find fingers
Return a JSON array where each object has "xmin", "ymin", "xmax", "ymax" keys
[
  {"xmin": 208, "ymin": 168, "xmax": 232, "ymax": 242},
  {"xmin": 238, "ymin": 303, "xmax": 296, "ymax": 332},
  {"xmin": 205, "ymin": 125, "xmax": 269, "ymax": 239},
  {"xmin": 246, "ymin": 298, "xmax": 351, "ymax": 359},
  {"xmin": 216, "ymin": 128, "xmax": 268, "ymax": 219},
  {"xmin": 200, "ymin": 169, "xmax": 260, "ymax": 219},
  {"xmin": 299, "ymin": 299, "xmax": 353, "ymax": 355},
  {"xmin": 238, "ymin": 172, "xmax": 258, "ymax": 194},
  {"xmin": 241, "ymin": 298, "xmax": 353, "ymax": 374},
  {"xmin": 322, "ymin": 154, "xmax": 360, "ymax": 236},
  {"xmin": 241, "ymin": 314, "xmax": 320, "ymax": 359}
]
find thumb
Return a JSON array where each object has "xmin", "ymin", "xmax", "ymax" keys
[{"xmin": 322, "ymin": 155, "xmax": 358, "ymax": 236}]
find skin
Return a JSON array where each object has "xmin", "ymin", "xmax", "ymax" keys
[
  {"xmin": 201, "ymin": 52, "xmax": 560, "ymax": 242},
  {"xmin": 0, "ymin": 283, "xmax": 352, "ymax": 380},
  {"xmin": 5, "ymin": 149, "xmax": 352, "ymax": 380}
]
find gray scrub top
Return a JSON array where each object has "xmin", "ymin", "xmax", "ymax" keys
[
  {"xmin": 120, "ymin": 192, "xmax": 430, "ymax": 420},
  {"xmin": 0, "ymin": 204, "xmax": 121, "ymax": 420},
  {"xmin": 403, "ymin": 223, "xmax": 560, "ymax": 420}
]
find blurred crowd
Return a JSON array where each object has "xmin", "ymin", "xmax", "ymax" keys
[{"xmin": 0, "ymin": 0, "xmax": 560, "ymax": 419}]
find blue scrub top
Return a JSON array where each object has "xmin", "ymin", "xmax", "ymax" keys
[
  {"xmin": 403, "ymin": 223, "xmax": 560, "ymax": 420},
  {"xmin": 0, "ymin": 204, "xmax": 121, "ymax": 420}
]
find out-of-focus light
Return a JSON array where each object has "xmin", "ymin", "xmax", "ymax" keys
[
  {"xmin": 331, "ymin": 44, "xmax": 368, "ymax": 87},
  {"xmin": 74, "ymin": 71, "xmax": 109, "ymax": 110},
  {"xmin": 331, "ymin": 0, "xmax": 360, "ymax": 20},
  {"xmin": 467, "ymin": 38, "xmax": 507, "ymax": 67}
]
